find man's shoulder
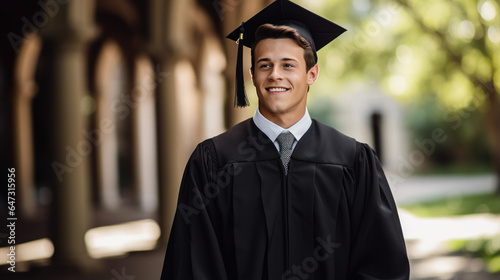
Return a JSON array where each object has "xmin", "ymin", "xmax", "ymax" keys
[
  {"xmin": 201, "ymin": 118, "xmax": 362, "ymax": 168},
  {"xmin": 205, "ymin": 118, "xmax": 277, "ymax": 166},
  {"xmin": 213, "ymin": 118, "xmax": 254, "ymax": 141}
]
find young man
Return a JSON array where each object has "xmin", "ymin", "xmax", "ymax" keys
[{"xmin": 161, "ymin": 1, "xmax": 409, "ymax": 279}]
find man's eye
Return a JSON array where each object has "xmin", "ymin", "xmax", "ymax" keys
[
  {"xmin": 260, "ymin": 64, "xmax": 270, "ymax": 68},
  {"xmin": 284, "ymin": 63, "xmax": 294, "ymax": 68}
]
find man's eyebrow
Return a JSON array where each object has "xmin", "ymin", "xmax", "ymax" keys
[
  {"xmin": 256, "ymin": 58, "xmax": 271, "ymax": 64},
  {"xmin": 256, "ymin": 57, "xmax": 299, "ymax": 64}
]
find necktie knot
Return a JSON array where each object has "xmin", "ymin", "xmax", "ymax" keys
[{"xmin": 276, "ymin": 131, "xmax": 295, "ymax": 175}]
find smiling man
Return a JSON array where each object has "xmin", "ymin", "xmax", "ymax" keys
[
  {"xmin": 160, "ymin": 1, "xmax": 409, "ymax": 279},
  {"xmin": 252, "ymin": 29, "xmax": 317, "ymax": 128}
]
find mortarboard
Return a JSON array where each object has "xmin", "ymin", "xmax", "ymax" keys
[{"xmin": 226, "ymin": 0, "xmax": 346, "ymax": 107}]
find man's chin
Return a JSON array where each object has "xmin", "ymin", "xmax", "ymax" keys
[{"xmin": 261, "ymin": 104, "xmax": 288, "ymax": 115}]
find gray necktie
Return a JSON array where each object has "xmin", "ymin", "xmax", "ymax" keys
[{"xmin": 276, "ymin": 131, "xmax": 295, "ymax": 175}]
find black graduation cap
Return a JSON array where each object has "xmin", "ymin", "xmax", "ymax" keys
[{"xmin": 226, "ymin": 0, "xmax": 346, "ymax": 107}]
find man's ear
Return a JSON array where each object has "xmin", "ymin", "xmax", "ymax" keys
[
  {"xmin": 307, "ymin": 64, "xmax": 319, "ymax": 85},
  {"xmin": 250, "ymin": 68, "xmax": 256, "ymax": 86}
]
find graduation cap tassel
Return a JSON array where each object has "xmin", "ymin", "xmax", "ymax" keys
[{"xmin": 235, "ymin": 22, "xmax": 249, "ymax": 108}]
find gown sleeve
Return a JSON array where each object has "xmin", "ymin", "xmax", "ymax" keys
[
  {"xmin": 160, "ymin": 141, "xmax": 228, "ymax": 280},
  {"xmin": 348, "ymin": 143, "xmax": 410, "ymax": 280}
]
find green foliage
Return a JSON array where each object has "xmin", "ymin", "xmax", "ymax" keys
[
  {"xmin": 449, "ymin": 235, "xmax": 500, "ymax": 273},
  {"xmin": 405, "ymin": 93, "xmax": 493, "ymax": 169},
  {"xmin": 401, "ymin": 193, "xmax": 500, "ymax": 217},
  {"xmin": 302, "ymin": 0, "xmax": 500, "ymax": 102},
  {"xmin": 299, "ymin": 0, "xmax": 499, "ymax": 172}
]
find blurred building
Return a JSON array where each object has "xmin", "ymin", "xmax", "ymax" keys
[
  {"xmin": 0, "ymin": 0, "xmax": 271, "ymax": 272},
  {"xmin": 333, "ymin": 85, "xmax": 410, "ymax": 173}
]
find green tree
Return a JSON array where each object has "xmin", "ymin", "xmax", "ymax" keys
[{"xmin": 304, "ymin": 0, "xmax": 500, "ymax": 192}]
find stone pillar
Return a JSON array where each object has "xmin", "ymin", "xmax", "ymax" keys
[
  {"xmin": 131, "ymin": 55, "xmax": 159, "ymax": 213},
  {"xmin": 94, "ymin": 40, "xmax": 122, "ymax": 210},
  {"xmin": 12, "ymin": 36, "xmax": 42, "ymax": 219},
  {"xmin": 196, "ymin": 13, "xmax": 227, "ymax": 139},
  {"xmin": 41, "ymin": 0, "xmax": 98, "ymax": 269},
  {"xmin": 149, "ymin": 0, "xmax": 199, "ymax": 246},
  {"xmin": 154, "ymin": 53, "xmax": 185, "ymax": 245}
]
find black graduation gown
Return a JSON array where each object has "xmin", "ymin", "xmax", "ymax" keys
[{"xmin": 161, "ymin": 119, "xmax": 410, "ymax": 280}]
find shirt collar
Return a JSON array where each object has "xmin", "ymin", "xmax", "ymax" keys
[{"xmin": 253, "ymin": 106, "xmax": 312, "ymax": 143}]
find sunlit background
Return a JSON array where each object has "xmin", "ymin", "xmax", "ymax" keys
[{"xmin": 0, "ymin": 0, "xmax": 499, "ymax": 279}]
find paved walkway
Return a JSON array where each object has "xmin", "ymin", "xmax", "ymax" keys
[
  {"xmin": 390, "ymin": 174, "xmax": 497, "ymax": 205},
  {"xmin": 401, "ymin": 210, "xmax": 500, "ymax": 280},
  {"xmin": 391, "ymin": 174, "xmax": 500, "ymax": 280}
]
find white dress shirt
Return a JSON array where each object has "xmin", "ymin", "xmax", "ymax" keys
[{"xmin": 253, "ymin": 106, "xmax": 312, "ymax": 152}]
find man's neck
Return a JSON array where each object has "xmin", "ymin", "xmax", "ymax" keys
[{"xmin": 258, "ymin": 108, "xmax": 306, "ymax": 129}]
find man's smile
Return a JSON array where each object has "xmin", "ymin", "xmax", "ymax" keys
[{"xmin": 266, "ymin": 87, "xmax": 290, "ymax": 93}]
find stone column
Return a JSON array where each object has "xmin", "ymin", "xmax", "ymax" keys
[
  {"xmin": 12, "ymin": 36, "xmax": 42, "ymax": 219},
  {"xmin": 41, "ymin": 0, "xmax": 98, "ymax": 269},
  {"xmin": 149, "ymin": 0, "xmax": 199, "ymax": 246},
  {"xmin": 131, "ymin": 55, "xmax": 159, "ymax": 213},
  {"xmin": 94, "ymin": 40, "xmax": 122, "ymax": 210},
  {"xmin": 152, "ymin": 54, "xmax": 181, "ymax": 245}
]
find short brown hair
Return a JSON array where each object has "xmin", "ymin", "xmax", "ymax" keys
[{"xmin": 251, "ymin": 23, "xmax": 316, "ymax": 71}]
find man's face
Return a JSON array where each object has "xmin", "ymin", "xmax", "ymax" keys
[{"xmin": 251, "ymin": 38, "xmax": 318, "ymax": 126}]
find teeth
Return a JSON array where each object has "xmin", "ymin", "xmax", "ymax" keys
[{"xmin": 268, "ymin": 88, "xmax": 288, "ymax": 92}]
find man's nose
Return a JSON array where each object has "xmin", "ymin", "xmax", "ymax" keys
[{"xmin": 268, "ymin": 66, "xmax": 283, "ymax": 81}]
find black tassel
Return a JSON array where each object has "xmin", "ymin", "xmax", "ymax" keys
[{"xmin": 235, "ymin": 22, "xmax": 249, "ymax": 108}]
